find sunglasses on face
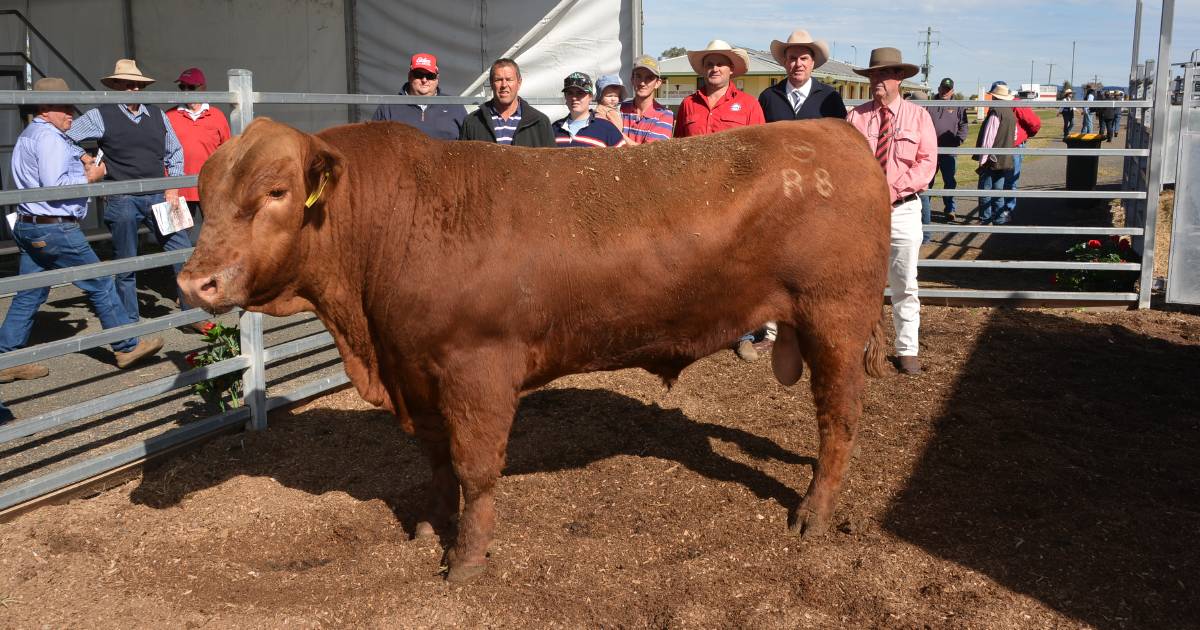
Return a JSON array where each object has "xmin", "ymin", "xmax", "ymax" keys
[
  {"xmin": 113, "ymin": 80, "xmax": 142, "ymax": 90},
  {"xmin": 179, "ymin": 84, "xmax": 199, "ymax": 91},
  {"xmin": 412, "ymin": 71, "xmax": 438, "ymax": 81}
]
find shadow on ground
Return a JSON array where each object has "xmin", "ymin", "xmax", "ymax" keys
[
  {"xmin": 884, "ymin": 308, "xmax": 1199, "ymax": 629},
  {"xmin": 129, "ymin": 387, "xmax": 811, "ymax": 537}
]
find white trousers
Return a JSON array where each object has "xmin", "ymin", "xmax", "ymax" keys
[{"xmin": 889, "ymin": 199, "xmax": 922, "ymax": 356}]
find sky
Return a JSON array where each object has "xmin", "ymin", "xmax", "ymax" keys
[{"xmin": 642, "ymin": 0, "xmax": 1200, "ymax": 93}]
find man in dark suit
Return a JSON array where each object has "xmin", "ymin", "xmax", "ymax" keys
[{"xmin": 759, "ymin": 30, "xmax": 847, "ymax": 122}]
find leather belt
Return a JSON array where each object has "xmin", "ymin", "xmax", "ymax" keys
[
  {"xmin": 18, "ymin": 214, "xmax": 78, "ymax": 224},
  {"xmin": 892, "ymin": 193, "xmax": 919, "ymax": 207}
]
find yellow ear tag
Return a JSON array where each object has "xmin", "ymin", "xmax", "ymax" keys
[{"xmin": 304, "ymin": 171, "xmax": 330, "ymax": 208}]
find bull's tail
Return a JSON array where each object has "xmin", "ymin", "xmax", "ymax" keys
[{"xmin": 863, "ymin": 308, "xmax": 890, "ymax": 378}]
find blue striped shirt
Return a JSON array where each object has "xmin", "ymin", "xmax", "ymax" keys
[
  {"xmin": 66, "ymin": 105, "xmax": 185, "ymax": 176},
  {"xmin": 489, "ymin": 102, "xmax": 522, "ymax": 145},
  {"xmin": 11, "ymin": 118, "xmax": 89, "ymax": 218}
]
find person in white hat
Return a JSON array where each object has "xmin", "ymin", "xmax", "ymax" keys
[
  {"xmin": 973, "ymin": 82, "xmax": 1019, "ymax": 226},
  {"xmin": 759, "ymin": 29, "xmax": 846, "ymax": 122},
  {"xmin": 674, "ymin": 39, "xmax": 764, "ymax": 138},
  {"xmin": 66, "ymin": 59, "xmax": 210, "ymax": 331},
  {"xmin": 845, "ymin": 47, "xmax": 937, "ymax": 375}
]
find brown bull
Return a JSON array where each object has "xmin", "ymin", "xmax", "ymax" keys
[{"xmin": 178, "ymin": 117, "xmax": 890, "ymax": 582}]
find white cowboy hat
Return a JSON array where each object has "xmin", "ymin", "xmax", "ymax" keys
[
  {"xmin": 687, "ymin": 40, "xmax": 750, "ymax": 78},
  {"xmin": 101, "ymin": 59, "xmax": 155, "ymax": 89},
  {"xmin": 988, "ymin": 83, "xmax": 1015, "ymax": 100},
  {"xmin": 769, "ymin": 30, "xmax": 829, "ymax": 69}
]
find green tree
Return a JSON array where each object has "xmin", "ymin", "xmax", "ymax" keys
[
  {"xmin": 661, "ymin": 46, "xmax": 686, "ymax": 59},
  {"xmin": 1062, "ymin": 79, "xmax": 1073, "ymax": 93}
]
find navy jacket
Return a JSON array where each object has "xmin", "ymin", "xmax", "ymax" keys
[
  {"xmin": 759, "ymin": 79, "xmax": 847, "ymax": 122},
  {"xmin": 372, "ymin": 84, "xmax": 466, "ymax": 141}
]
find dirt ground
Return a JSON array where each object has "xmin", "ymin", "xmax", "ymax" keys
[{"xmin": 1, "ymin": 304, "xmax": 1197, "ymax": 628}]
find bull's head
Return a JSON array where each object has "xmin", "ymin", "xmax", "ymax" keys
[{"xmin": 178, "ymin": 118, "xmax": 344, "ymax": 316}]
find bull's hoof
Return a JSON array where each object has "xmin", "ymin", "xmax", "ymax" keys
[
  {"xmin": 414, "ymin": 521, "xmax": 436, "ymax": 539},
  {"xmin": 446, "ymin": 561, "xmax": 488, "ymax": 583},
  {"xmin": 788, "ymin": 505, "xmax": 830, "ymax": 539},
  {"xmin": 443, "ymin": 547, "xmax": 488, "ymax": 583}
]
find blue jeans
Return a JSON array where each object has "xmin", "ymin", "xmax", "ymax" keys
[
  {"xmin": 0, "ymin": 221, "xmax": 138, "ymax": 353},
  {"xmin": 1062, "ymin": 111, "xmax": 1074, "ymax": 138},
  {"xmin": 978, "ymin": 167, "xmax": 1013, "ymax": 223},
  {"xmin": 1001, "ymin": 143, "xmax": 1024, "ymax": 214},
  {"xmin": 1081, "ymin": 111, "xmax": 1093, "ymax": 134},
  {"xmin": 104, "ymin": 193, "xmax": 193, "ymax": 321},
  {"xmin": 920, "ymin": 153, "xmax": 959, "ymax": 219}
]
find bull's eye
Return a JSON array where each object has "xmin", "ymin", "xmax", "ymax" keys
[{"xmin": 267, "ymin": 189, "xmax": 287, "ymax": 200}]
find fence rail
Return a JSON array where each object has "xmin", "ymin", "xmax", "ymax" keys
[{"xmin": 0, "ymin": 28, "xmax": 1178, "ymax": 512}]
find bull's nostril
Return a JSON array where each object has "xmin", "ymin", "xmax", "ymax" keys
[{"xmin": 200, "ymin": 276, "xmax": 219, "ymax": 295}]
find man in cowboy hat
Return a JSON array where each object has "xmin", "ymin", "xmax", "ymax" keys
[
  {"xmin": 0, "ymin": 77, "xmax": 164, "ymax": 415},
  {"xmin": 460, "ymin": 58, "xmax": 554, "ymax": 147},
  {"xmin": 759, "ymin": 29, "xmax": 846, "ymax": 122},
  {"xmin": 674, "ymin": 39, "xmax": 765, "ymax": 138},
  {"xmin": 618, "ymin": 55, "xmax": 675, "ymax": 144},
  {"xmin": 1060, "ymin": 87, "xmax": 1076, "ymax": 140},
  {"xmin": 846, "ymin": 47, "xmax": 937, "ymax": 375},
  {"xmin": 972, "ymin": 82, "xmax": 1019, "ymax": 226},
  {"xmin": 66, "ymin": 59, "xmax": 204, "ymax": 330}
]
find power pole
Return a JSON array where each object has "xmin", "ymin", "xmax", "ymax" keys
[
  {"xmin": 917, "ymin": 26, "xmax": 939, "ymax": 86},
  {"xmin": 1046, "ymin": 62, "xmax": 1056, "ymax": 84},
  {"xmin": 1070, "ymin": 40, "xmax": 1076, "ymax": 86},
  {"xmin": 1030, "ymin": 60, "xmax": 1035, "ymax": 87}
]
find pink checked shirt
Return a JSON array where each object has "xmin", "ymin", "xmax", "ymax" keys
[{"xmin": 846, "ymin": 97, "xmax": 938, "ymax": 205}]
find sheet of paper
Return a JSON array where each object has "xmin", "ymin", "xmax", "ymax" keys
[
  {"xmin": 5, "ymin": 213, "xmax": 16, "ymax": 231},
  {"xmin": 151, "ymin": 198, "xmax": 193, "ymax": 235}
]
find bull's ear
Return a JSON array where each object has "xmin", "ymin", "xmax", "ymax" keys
[{"xmin": 302, "ymin": 133, "xmax": 345, "ymax": 211}]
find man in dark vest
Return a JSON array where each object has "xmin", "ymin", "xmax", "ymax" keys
[
  {"xmin": 759, "ymin": 29, "xmax": 847, "ymax": 122},
  {"xmin": 972, "ymin": 82, "xmax": 1018, "ymax": 224},
  {"xmin": 67, "ymin": 59, "xmax": 203, "ymax": 329}
]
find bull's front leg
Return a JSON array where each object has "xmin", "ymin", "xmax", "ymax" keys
[{"xmin": 437, "ymin": 358, "xmax": 521, "ymax": 583}]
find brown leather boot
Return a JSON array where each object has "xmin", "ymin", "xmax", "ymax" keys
[
  {"xmin": 0, "ymin": 363, "xmax": 49, "ymax": 382},
  {"xmin": 895, "ymin": 355, "xmax": 922, "ymax": 375},
  {"xmin": 115, "ymin": 337, "xmax": 164, "ymax": 369}
]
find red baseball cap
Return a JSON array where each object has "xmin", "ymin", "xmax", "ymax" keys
[
  {"xmin": 175, "ymin": 67, "xmax": 206, "ymax": 86},
  {"xmin": 409, "ymin": 53, "xmax": 438, "ymax": 74}
]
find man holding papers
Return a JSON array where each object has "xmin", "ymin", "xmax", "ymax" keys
[
  {"xmin": 67, "ymin": 59, "xmax": 206, "ymax": 331},
  {"xmin": 0, "ymin": 78, "xmax": 163, "ymax": 421}
]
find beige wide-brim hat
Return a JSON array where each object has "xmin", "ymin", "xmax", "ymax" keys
[
  {"xmin": 853, "ymin": 47, "xmax": 920, "ymax": 80},
  {"xmin": 687, "ymin": 40, "xmax": 750, "ymax": 78},
  {"xmin": 24, "ymin": 77, "xmax": 78, "ymax": 114},
  {"xmin": 101, "ymin": 58, "xmax": 155, "ymax": 89},
  {"xmin": 988, "ymin": 84, "xmax": 1016, "ymax": 100},
  {"xmin": 770, "ymin": 30, "xmax": 830, "ymax": 69}
]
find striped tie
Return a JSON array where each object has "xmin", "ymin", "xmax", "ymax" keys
[
  {"xmin": 875, "ymin": 107, "xmax": 892, "ymax": 173},
  {"xmin": 873, "ymin": 106, "xmax": 892, "ymax": 172}
]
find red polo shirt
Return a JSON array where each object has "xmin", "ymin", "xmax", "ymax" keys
[
  {"xmin": 673, "ymin": 84, "xmax": 765, "ymax": 137},
  {"xmin": 165, "ymin": 105, "xmax": 232, "ymax": 202}
]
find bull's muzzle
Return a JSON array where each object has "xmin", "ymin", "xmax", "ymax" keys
[{"xmin": 178, "ymin": 268, "xmax": 234, "ymax": 314}]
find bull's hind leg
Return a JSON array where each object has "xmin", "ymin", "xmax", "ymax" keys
[
  {"xmin": 789, "ymin": 307, "xmax": 869, "ymax": 538},
  {"xmin": 412, "ymin": 416, "xmax": 460, "ymax": 539},
  {"xmin": 438, "ymin": 362, "xmax": 520, "ymax": 583}
]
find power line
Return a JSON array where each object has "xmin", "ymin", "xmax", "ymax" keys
[{"xmin": 917, "ymin": 27, "xmax": 940, "ymax": 86}]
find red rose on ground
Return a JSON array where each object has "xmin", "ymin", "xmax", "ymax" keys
[
  {"xmin": 199, "ymin": 321, "xmax": 217, "ymax": 335},
  {"xmin": 1117, "ymin": 238, "xmax": 1132, "ymax": 251},
  {"xmin": 185, "ymin": 352, "xmax": 198, "ymax": 366},
  {"xmin": 1087, "ymin": 239, "xmax": 1102, "ymax": 249}
]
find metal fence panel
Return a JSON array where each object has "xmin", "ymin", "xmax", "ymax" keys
[{"xmin": 1167, "ymin": 50, "xmax": 1200, "ymax": 304}]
